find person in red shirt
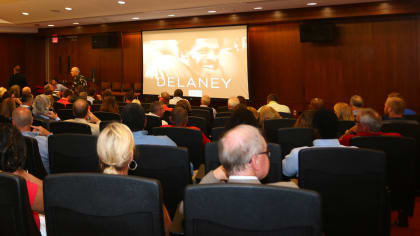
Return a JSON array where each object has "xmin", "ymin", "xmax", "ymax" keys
[
  {"xmin": 161, "ymin": 107, "xmax": 210, "ymax": 145},
  {"xmin": 339, "ymin": 108, "xmax": 401, "ymax": 146},
  {"xmin": 57, "ymin": 89, "xmax": 73, "ymax": 107},
  {"xmin": 159, "ymin": 91, "xmax": 173, "ymax": 112}
]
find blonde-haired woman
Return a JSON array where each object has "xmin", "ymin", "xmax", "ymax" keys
[
  {"xmin": 32, "ymin": 94, "xmax": 60, "ymax": 123},
  {"xmin": 97, "ymin": 123, "xmax": 172, "ymax": 235},
  {"xmin": 334, "ymin": 102, "xmax": 354, "ymax": 121},
  {"xmin": 258, "ymin": 105, "xmax": 281, "ymax": 129}
]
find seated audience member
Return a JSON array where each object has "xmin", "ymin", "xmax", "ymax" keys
[
  {"xmin": 176, "ymin": 99, "xmax": 192, "ymax": 114},
  {"xmin": 308, "ymin": 97, "xmax": 324, "ymax": 110},
  {"xmin": 201, "ymin": 95, "xmax": 217, "ymax": 118},
  {"xmin": 0, "ymin": 97, "xmax": 16, "ymax": 120},
  {"xmin": 333, "ymin": 102, "xmax": 354, "ymax": 121},
  {"xmin": 258, "ymin": 105, "xmax": 281, "ymax": 129},
  {"xmin": 66, "ymin": 99, "xmax": 101, "ymax": 135},
  {"xmin": 51, "ymin": 79, "xmax": 67, "ymax": 93},
  {"xmin": 200, "ymin": 124, "xmax": 297, "ymax": 187},
  {"xmin": 121, "ymin": 103, "xmax": 175, "ymax": 146},
  {"xmin": 131, "ymin": 99, "xmax": 141, "ymax": 105},
  {"xmin": 10, "ymin": 85, "xmax": 22, "ymax": 106},
  {"xmin": 125, "ymin": 90, "xmax": 135, "ymax": 103},
  {"xmin": 383, "ymin": 96, "xmax": 417, "ymax": 124},
  {"xmin": 12, "ymin": 107, "xmax": 51, "ymax": 173},
  {"xmin": 162, "ymin": 107, "xmax": 210, "ymax": 145},
  {"xmin": 102, "ymin": 89, "xmax": 113, "ymax": 99},
  {"xmin": 20, "ymin": 93, "xmax": 33, "ymax": 111},
  {"xmin": 258, "ymin": 93, "xmax": 291, "ymax": 113},
  {"xmin": 294, "ymin": 110, "xmax": 316, "ymax": 128},
  {"xmin": 283, "ymin": 109, "xmax": 348, "ymax": 177},
  {"xmin": 43, "ymin": 83, "xmax": 55, "ymax": 104},
  {"xmin": 0, "ymin": 87, "xmax": 7, "ymax": 100},
  {"xmin": 97, "ymin": 122, "xmax": 172, "ymax": 236},
  {"xmin": 100, "ymin": 96, "xmax": 119, "ymax": 114},
  {"xmin": 225, "ymin": 106, "xmax": 259, "ymax": 130},
  {"xmin": 227, "ymin": 97, "xmax": 240, "ymax": 111},
  {"xmin": 87, "ymin": 88, "xmax": 97, "ymax": 104},
  {"xmin": 349, "ymin": 95, "xmax": 364, "ymax": 116},
  {"xmin": 22, "ymin": 86, "xmax": 32, "ymax": 96},
  {"xmin": 339, "ymin": 108, "xmax": 401, "ymax": 146},
  {"xmin": 247, "ymin": 106, "xmax": 259, "ymax": 120},
  {"xmin": 387, "ymin": 92, "xmax": 416, "ymax": 115},
  {"xmin": 237, "ymin": 95, "xmax": 247, "ymax": 106},
  {"xmin": 159, "ymin": 91, "xmax": 173, "ymax": 112},
  {"xmin": 32, "ymin": 94, "xmax": 60, "ymax": 123},
  {"xmin": 169, "ymin": 89, "xmax": 184, "ymax": 105},
  {"xmin": 57, "ymin": 89, "xmax": 73, "ymax": 107},
  {"xmin": 147, "ymin": 101, "xmax": 168, "ymax": 126},
  {"xmin": 0, "ymin": 123, "xmax": 44, "ymax": 230}
]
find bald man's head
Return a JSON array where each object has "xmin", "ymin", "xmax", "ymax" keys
[
  {"xmin": 70, "ymin": 67, "xmax": 80, "ymax": 77},
  {"xmin": 218, "ymin": 125, "xmax": 268, "ymax": 177},
  {"xmin": 12, "ymin": 107, "xmax": 33, "ymax": 129},
  {"xmin": 73, "ymin": 99, "xmax": 89, "ymax": 118},
  {"xmin": 22, "ymin": 87, "xmax": 31, "ymax": 96}
]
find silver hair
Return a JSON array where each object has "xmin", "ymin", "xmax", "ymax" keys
[
  {"xmin": 32, "ymin": 94, "xmax": 51, "ymax": 117},
  {"xmin": 227, "ymin": 97, "xmax": 240, "ymax": 110},
  {"xmin": 218, "ymin": 124, "xmax": 265, "ymax": 175},
  {"xmin": 359, "ymin": 108, "xmax": 381, "ymax": 132}
]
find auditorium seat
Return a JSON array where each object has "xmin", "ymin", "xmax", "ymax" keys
[
  {"xmin": 0, "ymin": 173, "xmax": 41, "ymax": 236},
  {"xmin": 24, "ymin": 136, "xmax": 47, "ymax": 180},
  {"xmin": 53, "ymin": 102, "xmax": 65, "ymax": 111},
  {"xmin": 152, "ymin": 127, "xmax": 203, "ymax": 170},
  {"xmin": 145, "ymin": 115, "xmax": 161, "ymax": 133},
  {"xmin": 99, "ymin": 120, "xmax": 120, "ymax": 132},
  {"xmin": 130, "ymin": 145, "xmax": 191, "ymax": 218},
  {"xmin": 337, "ymin": 120, "xmax": 355, "ymax": 137},
  {"xmin": 217, "ymin": 106, "xmax": 228, "ymax": 112},
  {"xmin": 279, "ymin": 112, "xmax": 293, "ymax": 118},
  {"xmin": 204, "ymin": 142, "xmax": 283, "ymax": 183},
  {"xmin": 184, "ymin": 184, "xmax": 321, "ymax": 236},
  {"xmin": 44, "ymin": 174, "xmax": 164, "ymax": 236},
  {"xmin": 264, "ymin": 118, "xmax": 297, "ymax": 143},
  {"xmin": 192, "ymin": 106, "xmax": 214, "ymax": 119},
  {"xmin": 32, "ymin": 118, "xmax": 49, "ymax": 131},
  {"xmin": 298, "ymin": 147, "xmax": 388, "ymax": 235},
  {"xmin": 50, "ymin": 122, "xmax": 92, "ymax": 135},
  {"xmin": 211, "ymin": 127, "xmax": 226, "ymax": 141},
  {"xmin": 48, "ymin": 134, "xmax": 99, "ymax": 173},
  {"xmin": 56, "ymin": 109, "xmax": 74, "ymax": 120},
  {"xmin": 213, "ymin": 117, "xmax": 229, "ymax": 128},
  {"xmin": 277, "ymin": 128, "xmax": 313, "ymax": 157},
  {"xmin": 215, "ymin": 112, "xmax": 231, "ymax": 118},
  {"xmin": 188, "ymin": 116, "xmax": 208, "ymax": 135},
  {"xmin": 350, "ymin": 136, "xmax": 417, "ymax": 226},
  {"xmin": 91, "ymin": 104, "xmax": 101, "ymax": 112},
  {"xmin": 93, "ymin": 111, "xmax": 121, "ymax": 121},
  {"xmin": 191, "ymin": 109, "xmax": 212, "ymax": 122}
]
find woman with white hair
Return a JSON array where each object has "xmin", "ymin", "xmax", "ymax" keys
[
  {"xmin": 97, "ymin": 123, "xmax": 172, "ymax": 235},
  {"xmin": 32, "ymin": 94, "xmax": 60, "ymax": 123}
]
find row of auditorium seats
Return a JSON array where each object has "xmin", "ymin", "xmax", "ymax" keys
[{"xmin": 100, "ymin": 81, "xmax": 141, "ymax": 96}]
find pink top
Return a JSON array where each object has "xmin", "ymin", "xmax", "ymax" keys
[{"xmin": 26, "ymin": 180, "xmax": 40, "ymax": 229}]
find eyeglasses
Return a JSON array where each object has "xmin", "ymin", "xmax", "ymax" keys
[{"xmin": 259, "ymin": 151, "xmax": 271, "ymax": 157}]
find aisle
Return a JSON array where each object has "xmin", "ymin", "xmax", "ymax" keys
[{"xmin": 391, "ymin": 197, "xmax": 420, "ymax": 236}]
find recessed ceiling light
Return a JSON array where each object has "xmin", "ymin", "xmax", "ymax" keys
[
  {"xmin": 132, "ymin": 17, "xmax": 140, "ymax": 20},
  {"xmin": 48, "ymin": 24, "xmax": 55, "ymax": 27},
  {"xmin": 73, "ymin": 22, "xmax": 79, "ymax": 25},
  {"xmin": 22, "ymin": 12, "xmax": 29, "ymax": 15},
  {"xmin": 65, "ymin": 7, "xmax": 72, "ymax": 11},
  {"xmin": 306, "ymin": 2, "xmax": 318, "ymax": 6},
  {"xmin": 208, "ymin": 10, "xmax": 216, "ymax": 13},
  {"xmin": 168, "ymin": 14, "xmax": 175, "ymax": 17},
  {"xmin": 254, "ymin": 7, "xmax": 263, "ymax": 10},
  {"xmin": 117, "ymin": 1, "xmax": 126, "ymax": 4}
]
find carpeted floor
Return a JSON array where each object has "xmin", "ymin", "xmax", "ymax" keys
[{"xmin": 391, "ymin": 197, "xmax": 420, "ymax": 236}]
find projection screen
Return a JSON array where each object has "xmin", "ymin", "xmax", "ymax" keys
[{"xmin": 142, "ymin": 25, "xmax": 249, "ymax": 99}]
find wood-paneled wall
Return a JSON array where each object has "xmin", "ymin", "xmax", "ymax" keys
[
  {"xmin": 47, "ymin": 14, "xmax": 420, "ymax": 113},
  {"xmin": 0, "ymin": 35, "xmax": 45, "ymax": 88}
]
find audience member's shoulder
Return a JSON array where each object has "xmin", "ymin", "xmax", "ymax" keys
[{"xmin": 269, "ymin": 181, "xmax": 299, "ymax": 189}]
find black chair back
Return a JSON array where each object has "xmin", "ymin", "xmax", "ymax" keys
[
  {"xmin": 0, "ymin": 173, "xmax": 41, "ymax": 236},
  {"xmin": 264, "ymin": 118, "xmax": 297, "ymax": 143},
  {"xmin": 337, "ymin": 120, "xmax": 355, "ymax": 137},
  {"xmin": 299, "ymin": 147, "xmax": 388, "ymax": 236},
  {"xmin": 93, "ymin": 111, "xmax": 121, "ymax": 121},
  {"xmin": 33, "ymin": 118, "xmax": 49, "ymax": 131},
  {"xmin": 142, "ymin": 103, "xmax": 151, "ymax": 112},
  {"xmin": 53, "ymin": 102, "xmax": 65, "ymax": 111},
  {"xmin": 24, "ymin": 136, "xmax": 47, "ymax": 179},
  {"xmin": 99, "ymin": 120, "xmax": 120, "ymax": 132},
  {"xmin": 211, "ymin": 127, "xmax": 226, "ymax": 141},
  {"xmin": 50, "ymin": 122, "xmax": 92, "ymax": 135},
  {"xmin": 213, "ymin": 117, "xmax": 229, "ymax": 128},
  {"xmin": 279, "ymin": 112, "xmax": 293, "ymax": 118},
  {"xmin": 48, "ymin": 134, "xmax": 99, "ymax": 173},
  {"xmin": 44, "ymin": 173, "xmax": 164, "ymax": 236},
  {"xmin": 191, "ymin": 109, "xmax": 211, "ymax": 122},
  {"xmin": 91, "ymin": 104, "xmax": 101, "ymax": 112},
  {"xmin": 277, "ymin": 128, "xmax": 314, "ymax": 157},
  {"xmin": 145, "ymin": 115, "xmax": 162, "ymax": 133},
  {"xmin": 350, "ymin": 136, "xmax": 417, "ymax": 223},
  {"xmin": 217, "ymin": 106, "xmax": 228, "ymax": 112},
  {"xmin": 152, "ymin": 127, "xmax": 203, "ymax": 170},
  {"xmin": 192, "ymin": 106, "xmax": 214, "ymax": 120},
  {"xmin": 130, "ymin": 145, "xmax": 191, "ymax": 217},
  {"xmin": 215, "ymin": 112, "xmax": 231, "ymax": 117},
  {"xmin": 56, "ymin": 109, "xmax": 74, "ymax": 120},
  {"xmin": 184, "ymin": 184, "xmax": 321, "ymax": 236},
  {"xmin": 188, "ymin": 116, "xmax": 208, "ymax": 135},
  {"xmin": 204, "ymin": 142, "xmax": 283, "ymax": 183}
]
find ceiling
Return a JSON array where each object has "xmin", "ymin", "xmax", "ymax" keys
[{"xmin": 0, "ymin": 0, "xmax": 385, "ymax": 32}]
